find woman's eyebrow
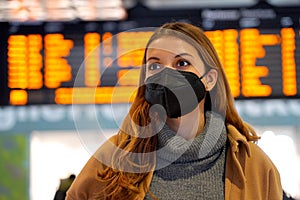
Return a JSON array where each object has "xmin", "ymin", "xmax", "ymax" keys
[
  {"xmin": 175, "ymin": 53, "xmax": 194, "ymax": 58},
  {"xmin": 146, "ymin": 56, "xmax": 160, "ymax": 62}
]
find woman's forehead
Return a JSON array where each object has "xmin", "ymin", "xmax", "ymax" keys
[{"xmin": 146, "ymin": 36, "xmax": 198, "ymax": 56}]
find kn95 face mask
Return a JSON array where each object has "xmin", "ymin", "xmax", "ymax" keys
[{"xmin": 145, "ymin": 68, "xmax": 208, "ymax": 118}]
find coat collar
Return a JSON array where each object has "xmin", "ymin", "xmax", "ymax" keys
[
  {"xmin": 227, "ymin": 124, "xmax": 251, "ymax": 157},
  {"xmin": 226, "ymin": 124, "xmax": 252, "ymax": 186}
]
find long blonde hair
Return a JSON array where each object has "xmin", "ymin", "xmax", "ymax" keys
[{"xmin": 96, "ymin": 22, "xmax": 259, "ymax": 198}]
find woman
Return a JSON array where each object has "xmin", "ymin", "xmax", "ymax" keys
[{"xmin": 66, "ymin": 22, "xmax": 282, "ymax": 199}]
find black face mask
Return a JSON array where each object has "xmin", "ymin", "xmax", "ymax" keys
[{"xmin": 145, "ymin": 68, "xmax": 208, "ymax": 118}]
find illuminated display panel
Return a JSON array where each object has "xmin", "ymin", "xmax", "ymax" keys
[
  {"xmin": 0, "ymin": 6, "xmax": 300, "ymax": 105},
  {"xmin": 204, "ymin": 27, "xmax": 299, "ymax": 99}
]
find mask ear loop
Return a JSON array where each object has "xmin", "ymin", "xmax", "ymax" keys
[
  {"xmin": 200, "ymin": 69, "xmax": 212, "ymax": 112},
  {"xmin": 198, "ymin": 68, "xmax": 212, "ymax": 112},
  {"xmin": 199, "ymin": 69, "xmax": 211, "ymax": 80}
]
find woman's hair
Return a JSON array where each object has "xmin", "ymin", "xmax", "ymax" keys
[{"xmin": 96, "ymin": 21, "xmax": 260, "ymax": 198}]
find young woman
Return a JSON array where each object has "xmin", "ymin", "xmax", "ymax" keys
[{"xmin": 66, "ymin": 22, "xmax": 282, "ymax": 199}]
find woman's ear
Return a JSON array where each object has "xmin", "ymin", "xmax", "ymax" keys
[{"xmin": 204, "ymin": 68, "xmax": 218, "ymax": 91}]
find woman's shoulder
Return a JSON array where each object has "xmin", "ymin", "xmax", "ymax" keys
[
  {"xmin": 93, "ymin": 134, "xmax": 119, "ymax": 163},
  {"xmin": 66, "ymin": 135, "xmax": 120, "ymax": 199},
  {"xmin": 226, "ymin": 124, "xmax": 277, "ymax": 169},
  {"xmin": 247, "ymin": 141, "xmax": 277, "ymax": 168}
]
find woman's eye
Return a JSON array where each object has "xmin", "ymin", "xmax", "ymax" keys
[
  {"xmin": 148, "ymin": 63, "xmax": 162, "ymax": 71},
  {"xmin": 176, "ymin": 60, "xmax": 190, "ymax": 68}
]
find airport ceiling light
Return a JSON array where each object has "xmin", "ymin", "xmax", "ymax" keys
[
  {"xmin": 266, "ymin": 0, "xmax": 300, "ymax": 6},
  {"xmin": 73, "ymin": 0, "xmax": 127, "ymax": 21},
  {"xmin": 0, "ymin": 0, "xmax": 127, "ymax": 22},
  {"xmin": 141, "ymin": 0, "xmax": 258, "ymax": 9}
]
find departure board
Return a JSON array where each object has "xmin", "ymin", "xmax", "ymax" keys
[{"xmin": 0, "ymin": 4, "xmax": 300, "ymax": 105}]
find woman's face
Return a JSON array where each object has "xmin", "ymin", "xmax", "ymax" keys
[
  {"xmin": 145, "ymin": 36, "xmax": 207, "ymax": 81},
  {"xmin": 144, "ymin": 36, "xmax": 217, "ymax": 139}
]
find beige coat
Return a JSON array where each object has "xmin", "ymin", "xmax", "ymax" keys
[{"xmin": 66, "ymin": 124, "xmax": 282, "ymax": 199}]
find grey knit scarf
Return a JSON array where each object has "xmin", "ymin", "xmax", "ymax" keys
[{"xmin": 145, "ymin": 111, "xmax": 227, "ymax": 200}]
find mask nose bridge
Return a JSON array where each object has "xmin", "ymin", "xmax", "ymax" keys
[
  {"xmin": 160, "ymin": 67, "xmax": 171, "ymax": 86},
  {"xmin": 157, "ymin": 64, "xmax": 173, "ymax": 75},
  {"xmin": 160, "ymin": 67, "xmax": 186, "ymax": 89},
  {"xmin": 164, "ymin": 64, "xmax": 173, "ymax": 70}
]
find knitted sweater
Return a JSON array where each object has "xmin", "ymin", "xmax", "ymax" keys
[{"xmin": 145, "ymin": 112, "xmax": 227, "ymax": 200}]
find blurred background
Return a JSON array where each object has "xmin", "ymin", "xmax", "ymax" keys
[{"xmin": 0, "ymin": 0, "xmax": 300, "ymax": 199}]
